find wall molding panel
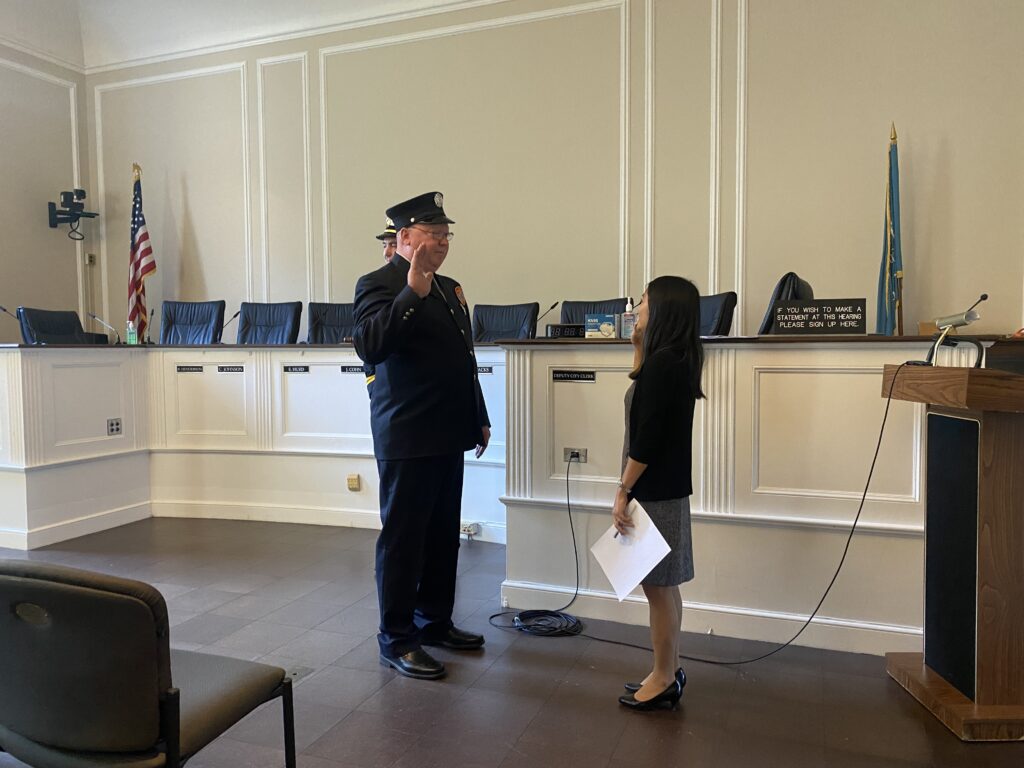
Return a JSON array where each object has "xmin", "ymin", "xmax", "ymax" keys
[
  {"xmin": 93, "ymin": 62, "xmax": 252, "ymax": 326},
  {"xmin": 0, "ymin": 56, "xmax": 85, "ymax": 321},
  {"xmin": 317, "ymin": 0, "xmax": 630, "ymax": 302},
  {"xmin": 256, "ymin": 53, "xmax": 314, "ymax": 307}
]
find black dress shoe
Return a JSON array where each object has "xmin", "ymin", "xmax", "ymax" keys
[
  {"xmin": 379, "ymin": 648, "xmax": 446, "ymax": 680},
  {"xmin": 422, "ymin": 626, "xmax": 485, "ymax": 650},
  {"xmin": 624, "ymin": 667, "xmax": 686, "ymax": 693},
  {"xmin": 618, "ymin": 679, "xmax": 682, "ymax": 711}
]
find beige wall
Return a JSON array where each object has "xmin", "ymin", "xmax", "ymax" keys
[
  {"xmin": 0, "ymin": 46, "xmax": 88, "ymax": 344},
  {"xmin": 4, "ymin": 0, "xmax": 1023, "ymax": 341}
]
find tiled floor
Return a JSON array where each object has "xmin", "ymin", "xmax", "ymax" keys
[{"xmin": 2, "ymin": 518, "xmax": 1022, "ymax": 767}]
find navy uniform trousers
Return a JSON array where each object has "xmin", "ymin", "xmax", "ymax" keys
[{"xmin": 375, "ymin": 452, "xmax": 464, "ymax": 656}]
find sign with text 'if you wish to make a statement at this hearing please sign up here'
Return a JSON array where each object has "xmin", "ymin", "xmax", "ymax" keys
[{"xmin": 771, "ymin": 299, "xmax": 867, "ymax": 335}]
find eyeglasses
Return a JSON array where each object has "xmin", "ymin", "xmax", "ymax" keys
[{"xmin": 410, "ymin": 226, "xmax": 454, "ymax": 243}]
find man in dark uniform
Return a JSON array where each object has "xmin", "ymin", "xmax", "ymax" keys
[{"xmin": 353, "ymin": 191, "xmax": 490, "ymax": 680}]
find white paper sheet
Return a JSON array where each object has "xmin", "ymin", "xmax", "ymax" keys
[{"xmin": 591, "ymin": 499, "xmax": 671, "ymax": 601}]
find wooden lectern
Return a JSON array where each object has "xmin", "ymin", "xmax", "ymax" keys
[{"xmin": 881, "ymin": 364, "xmax": 1024, "ymax": 741}]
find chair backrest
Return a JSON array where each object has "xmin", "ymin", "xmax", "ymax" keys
[
  {"xmin": 560, "ymin": 298, "xmax": 628, "ymax": 325},
  {"xmin": 237, "ymin": 301, "xmax": 302, "ymax": 344},
  {"xmin": 307, "ymin": 302, "xmax": 356, "ymax": 344},
  {"xmin": 0, "ymin": 560, "xmax": 171, "ymax": 753},
  {"xmin": 757, "ymin": 273, "xmax": 814, "ymax": 334},
  {"xmin": 472, "ymin": 302, "xmax": 540, "ymax": 342},
  {"xmin": 699, "ymin": 291, "xmax": 737, "ymax": 336},
  {"xmin": 15, "ymin": 307, "xmax": 104, "ymax": 345},
  {"xmin": 160, "ymin": 300, "xmax": 226, "ymax": 345}
]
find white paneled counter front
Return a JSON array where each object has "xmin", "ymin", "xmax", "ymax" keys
[
  {"xmin": 0, "ymin": 344, "xmax": 506, "ymax": 549},
  {"xmin": 499, "ymin": 337, "xmax": 984, "ymax": 655}
]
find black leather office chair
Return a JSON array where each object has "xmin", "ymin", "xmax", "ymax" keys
[
  {"xmin": 307, "ymin": 302, "xmax": 355, "ymax": 344},
  {"xmin": 237, "ymin": 301, "xmax": 302, "ymax": 345},
  {"xmin": 757, "ymin": 273, "xmax": 814, "ymax": 334},
  {"xmin": 160, "ymin": 300, "xmax": 226, "ymax": 345},
  {"xmin": 560, "ymin": 298, "xmax": 628, "ymax": 325},
  {"xmin": 472, "ymin": 302, "xmax": 540, "ymax": 342},
  {"xmin": 16, "ymin": 307, "xmax": 108, "ymax": 345},
  {"xmin": 0, "ymin": 560, "xmax": 296, "ymax": 768},
  {"xmin": 699, "ymin": 291, "xmax": 737, "ymax": 336}
]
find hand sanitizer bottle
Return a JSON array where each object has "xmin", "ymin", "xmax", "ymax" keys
[
  {"xmin": 126, "ymin": 320, "xmax": 138, "ymax": 345},
  {"xmin": 620, "ymin": 298, "xmax": 635, "ymax": 339}
]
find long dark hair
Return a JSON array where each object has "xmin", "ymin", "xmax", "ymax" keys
[{"xmin": 629, "ymin": 275, "xmax": 705, "ymax": 399}]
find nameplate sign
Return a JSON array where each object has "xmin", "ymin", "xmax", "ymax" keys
[
  {"xmin": 283, "ymin": 365, "xmax": 309, "ymax": 373},
  {"xmin": 477, "ymin": 366, "xmax": 494, "ymax": 375},
  {"xmin": 176, "ymin": 365, "xmax": 203, "ymax": 373},
  {"xmin": 217, "ymin": 365, "xmax": 244, "ymax": 373},
  {"xmin": 340, "ymin": 365, "xmax": 365, "ymax": 374},
  {"xmin": 552, "ymin": 370, "xmax": 596, "ymax": 383},
  {"xmin": 772, "ymin": 299, "xmax": 867, "ymax": 335}
]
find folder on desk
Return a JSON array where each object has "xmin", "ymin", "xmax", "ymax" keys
[{"xmin": 591, "ymin": 500, "xmax": 670, "ymax": 601}]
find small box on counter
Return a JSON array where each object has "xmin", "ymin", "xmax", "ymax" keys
[{"xmin": 585, "ymin": 313, "xmax": 619, "ymax": 339}]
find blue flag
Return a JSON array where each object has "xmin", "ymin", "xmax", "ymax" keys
[{"xmin": 875, "ymin": 124, "xmax": 903, "ymax": 335}]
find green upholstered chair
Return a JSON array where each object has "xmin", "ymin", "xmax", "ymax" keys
[{"xmin": 0, "ymin": 560, "xmax": 296, "ymax": 768}]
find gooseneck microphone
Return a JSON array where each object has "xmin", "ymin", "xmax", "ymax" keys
[
  {"xmin": 536, "ymin": 301, "xmax": 559, "ymax": 324},
  {"xmin": 920, "ymin": 293, "xmax": 988, "ymax": 366},
  {"xmin": 0, "ymin": 305, "xmax": 18, "ymax": 322},
  {"xmin": 147, "ymin": 308, "xmax": 155, "ymax": 344},
  {"xmin": 88, "ymin": 312, "xmax": 122, "ymax": 345},
  {"xmin": 934, "ymin": 293, "xmax": 988, "ymax": 331},
  {"xmin": 222, "ymin": 310, "xmax": 241, "ymax": 339}
]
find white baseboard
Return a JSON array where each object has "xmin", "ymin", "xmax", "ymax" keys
[
  {"xmin": 151, "ymin": 500, "xmax": 382, "ymax": 529},
  {"xmin": 152, "ymin": 500, "xmax": 508, "ymax": 544},
  {"xmin": 501, "ymin": 580, "xmax": 922, "ymax": 656},
  {"xmin": 0, "ymin": 502, "xmax": 153, "ymax": 550}
]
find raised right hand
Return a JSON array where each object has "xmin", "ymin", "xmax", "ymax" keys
[{"xmin": 407, "ymin": 243, "xmax": 434, "ymax": 298}]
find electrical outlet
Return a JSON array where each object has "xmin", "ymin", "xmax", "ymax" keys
[
  {"xmin": 563, "ymin": 447, "xmax": 588, "ymax": 463},
  {"xmin": 346, "ymin": 474, "xmax": 361, "ymax": 492},
  {"xmin": 106, "ymin": 418, "xmax": 122, "ymax": 436},
  {"xmin": 460, "ymin": 522, "xmax": 481, "ymax": 537},
  {"xmin": 85, "ymin": 253, "xmax": 96, "ymax": 266},
  {"xmin": 501, "ymin": 596, "xmax": 510, "ymax": 608}
]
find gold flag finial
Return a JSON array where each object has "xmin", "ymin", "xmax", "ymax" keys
[
  {"xmin": 132, "ymin": 163, "xmax": 142, "ymax": 181},
  {"xmin": 890, "ymin": 123, "xmax": 897, "ymax": 142}
]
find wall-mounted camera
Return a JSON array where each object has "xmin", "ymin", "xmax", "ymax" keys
[{"xmin": 48, "ymin": 188, "xmax": 99, "ymax": 241}]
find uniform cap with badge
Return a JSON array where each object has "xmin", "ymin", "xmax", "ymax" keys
[
  {"xmin": 386, "ymin": 191, "xmax": 455, "ymax": 230},
  {"xmin": 375, "ymin": 217, "xmax": 397, "ymax": 241}
]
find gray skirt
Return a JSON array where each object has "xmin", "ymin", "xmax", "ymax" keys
[{"xmin": 640, "ymin": 496, "xmax": 694, "ymax": 587}]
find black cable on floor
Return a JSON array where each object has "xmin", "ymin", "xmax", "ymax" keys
[
  {"xmin": 489, "ymin": 458, "xmax": 584, "ymax": 637},
  {"xmin": 493, "ymin": 362, "xmax": 908, "ymax": 667}
]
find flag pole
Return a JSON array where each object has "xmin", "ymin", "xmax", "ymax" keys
[
  {"xmin": 132, "ymin": 163, "xmax": 141, "ymax": 182},
  {"xmin": 891, "ymin": 124, "xmax": 904, "ymax": 336}
]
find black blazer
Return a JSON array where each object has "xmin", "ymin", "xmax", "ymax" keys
[
  {"xmin": 627, "ymin": 348, "xmax": 697, "ymax": 501},
  {"xmin": 353, "ymin": 255, "xmax": 489, "ymax": 460}
]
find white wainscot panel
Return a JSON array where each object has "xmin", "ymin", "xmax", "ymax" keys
[
  {"xmin": 163, "ymin": 350, "xmax": 258, "ymax": 449},
  {"xmin": 272, "ymin": 349, "xmax": 372, "ymax": 454},
  {"xmin": 532, "ymin": 349, "xmax": 633, "ymax": 505},
  {"xmin": 736, "ymin": 358, "xmax": 923, "ymax": 528},
  {"xmin": 472, "ymin": 346, "xmax": 506, "ymax": 466},
  {"xmin": 0, "ymin": 354, "xmax": 12, "ymax": 466},
  {"xmin": 36, "ymin": 350, "xmax": 139, "ymax": 464}
]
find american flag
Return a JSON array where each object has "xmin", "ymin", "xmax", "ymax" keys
[{"xmin": 127, "ymin": 166, "xmax": 156, "ymax": 338}]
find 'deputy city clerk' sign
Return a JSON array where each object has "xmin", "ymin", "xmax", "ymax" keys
[{"xmin": 771, "ymin": 299, "xmax": 867, "ymax": 335}]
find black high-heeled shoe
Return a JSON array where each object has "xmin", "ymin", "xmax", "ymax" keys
[
  {"xmin": 618, "ymin": 678, "xmax": 682, "ymax": 711},
  {"xmin": 624, "ymin": 667, "xmax": 686, "ymax": 694}
]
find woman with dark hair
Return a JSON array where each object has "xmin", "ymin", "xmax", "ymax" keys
[{"xmin": 614, "ymin": 275, "xmax": 704, "ymax": 710}]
